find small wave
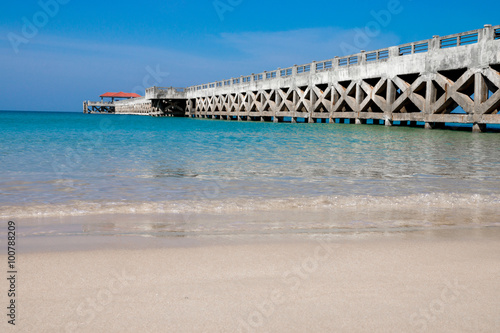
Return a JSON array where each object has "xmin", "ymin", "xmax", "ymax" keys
[{"xmin": 1, "ymin": 193, "xmax": 500, "ymax": 219}]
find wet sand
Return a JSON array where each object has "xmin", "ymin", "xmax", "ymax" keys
[{"xmin": 2, "ymin": 228, "xmax": 500, "ymax": 332}]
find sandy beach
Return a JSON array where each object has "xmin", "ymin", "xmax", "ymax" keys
[{"xmin": 2, "ymin": 227, "xmax": 500, "ymax": 333}]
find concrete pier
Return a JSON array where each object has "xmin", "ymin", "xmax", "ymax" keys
[
  {"xmin": 181, "ymin": 25, "xmax": 500, "ymax": 132},
  {"xmin": 85, "ymin": 25, "xmax": 500, "ymax": 132}
]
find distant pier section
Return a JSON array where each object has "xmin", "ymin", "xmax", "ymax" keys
[
  {"xmin": 84, "ymin": 89, "xmax": 187, "ymax": 117},
  {"xmin": 84, "ymin": 92, "xmax": 141, "ymax": 114},
  {"xmin": 84, "ymin": 25, "xmax": 500, "ymax": 132}
]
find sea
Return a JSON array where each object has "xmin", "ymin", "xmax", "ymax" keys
[{"xmin": 1, "ymin": 111, "xmax": 500, "ymax": 240}]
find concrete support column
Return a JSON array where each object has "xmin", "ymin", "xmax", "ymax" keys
[
  {"xmin": 385, "ymin": 78, "xmax": 396, "ymax": 122},
  {"xmin": 425, "ymin": 122, "xmax": 434, "ymax": 130},
  {"xmin": 474, "ymin": 72, "xmax": 488, "ymax": 109},
  {"xmin": 425, "ymin": 74, "xmax": 437, "ymax": 119},
  {"xmin": 355, "ymin": 119, "xmax": 363, "ymax": 125},
  {"xmin": 473, "ymin": 123, "xmax": 486, "ymax": 133},
  {"xmin": 472, "ymin": 71, "xmax": 488, "ymax": 127},
  {"xmin": 355, "ymin": 80, "xmax": 363, "ymax": 112},
  {"xmin": 308, "ymin": 81, "xmax": 317, "ymax": 124},
  {"xmin": 276, "ymin": 89, "xmax": 282, "ymax": 108},
  {"xmin": 385, "ymin": 119, "xmax": 393, "ymax": 126}
]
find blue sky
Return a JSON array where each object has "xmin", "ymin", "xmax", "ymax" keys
[{"xmin": 0, "ymin": 0, "xmax": 497, "ymax": 111}]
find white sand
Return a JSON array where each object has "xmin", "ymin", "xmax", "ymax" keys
[{"xmin": 2, "ymin": 229, "xmax": 500, "ymax": 332}]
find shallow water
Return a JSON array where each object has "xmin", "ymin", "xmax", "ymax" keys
[{"xmin": 1, "ymin": 111, "xmax": 500, "ymax": 237}]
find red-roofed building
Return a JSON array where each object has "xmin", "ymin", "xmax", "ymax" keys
[{"xmin": 100, "ymin": 92, "xmax": 142, "ymax": 102}]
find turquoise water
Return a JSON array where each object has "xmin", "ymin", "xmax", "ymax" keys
[{"xmin": 1, "ymin": 111, "xmax": 500, "ymax": 232}]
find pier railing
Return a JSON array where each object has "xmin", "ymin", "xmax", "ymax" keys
[
  {"xmin": 187, "ymin": 24, "xmax": 500, "ymax": 93},
  {"xmin": 85, "ymin": 101, "xmax": 114, "ymax": 105},
  {"xmin": 146, "ymin": 87, "xmax": 187, "ymax": 99}
]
